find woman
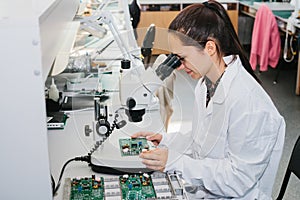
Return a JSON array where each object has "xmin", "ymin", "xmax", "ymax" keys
[{"xmin": 132, "ymin": 1, "xmax": 285, "ymax": 199}]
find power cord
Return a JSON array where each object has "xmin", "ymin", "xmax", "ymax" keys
[
  {"xmin": 51, "ymin": 174, "xmax": 55, "ymax": 195},
  {"xmin": 52, "ymin": 156, "xmax": 91, "ymax": 196},
  {"xmin": 283, "ymin": 30, "xmax": 296, "ymax": 63},
  {"xmin": 51, "ymin": 110, "xmax": 126, "ymax": 197},
  {"xmin": 284, "ymin": 16, "xmax": 298, "ymax": 63},
  {"xmin": 88, "ymin": 117, "xmax": 122, "ymax": 156}
]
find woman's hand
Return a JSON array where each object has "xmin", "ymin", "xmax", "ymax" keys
[
  {"xmin": 139, "ymin": 148, "xmax": 168, "ymax": 172},
  {"xmin": 131, "ymin": 131, "xmax": 162, "ymax": 146}
]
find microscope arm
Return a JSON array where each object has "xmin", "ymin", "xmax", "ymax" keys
[
  {"xmin": 80, "ymin": 7, "xmax": 144, "ymax": 72},
  {"xmin": 80, "ymin": 3, "xmax": 182, "ymax": 116},
  {"xmin": 120, "ymin": 54, "xmax": 182, "ymax": 111}
]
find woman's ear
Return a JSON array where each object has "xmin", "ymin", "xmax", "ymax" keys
[{"xmin": 205, "ymin": 41, "xmax": 217, "ymax": 56}]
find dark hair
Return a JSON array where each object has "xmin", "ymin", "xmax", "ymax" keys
[{"xmin": 168, "ymin": 0, "xmax": 260, "ymax": 83}]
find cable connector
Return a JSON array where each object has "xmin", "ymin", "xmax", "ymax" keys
[
  {"xmin": 74, "ymin": 155, "xmax": 91, "ymax": 164},
  {"xmin": 52, "ymin": 155, "xmax": 92, "ymax": 196}
]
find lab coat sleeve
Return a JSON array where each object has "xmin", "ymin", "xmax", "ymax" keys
[
  {"xmin": 159, "ymin": 130, "xmax": 194, "ymax": 156},
  {"xmin": 165, "ymin": 103, "xmax": 284, "ymax": 198}
]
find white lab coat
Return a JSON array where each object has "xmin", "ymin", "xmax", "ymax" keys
[{"xmin": 160, "ymin": 55, "xmax": 285, "ymax": 199}]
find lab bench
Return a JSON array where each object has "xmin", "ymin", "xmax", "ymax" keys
[{"xmin": 47, "ymin": 91, "xmax": 171, "ymax": 199}]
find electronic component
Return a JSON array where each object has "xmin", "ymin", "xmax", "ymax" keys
[
  {"xmin": 64, "ymin": 172, "xmax": 188, "ymax": 199},
  {"xmin": 119, "ymin": 138, "xmax": 153, "ymax": 156},
  {"xmin": 66, "ymin": 175, "xmax": 104, "ymax": 200},
  {"xmin": 47, "ymin": 112, "xmax": 68, "ymax": 129},
  {"xmin": 119, "ymin": 173, "xmax": 156, "ymax": 200}
]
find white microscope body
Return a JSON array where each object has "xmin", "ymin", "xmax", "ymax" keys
[
  {"xmin": 82, "ymin": 6, "xmax": 180, "ymax": 120},
  {"xmin": 119, "ymin": 54, "xmax": 182, "ymax": 122},
  {"xmin": 81, "ymin": 4, "xmax": 181, "ymax": 173}
]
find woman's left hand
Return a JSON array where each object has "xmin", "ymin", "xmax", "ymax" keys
[{"xmin": 139, "ymin": 148, "xmax": 168, "ymax": 172}]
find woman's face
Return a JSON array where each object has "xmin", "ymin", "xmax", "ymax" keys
[{"xmin": 169, "ymin": 35, "xmax": 213, "ymax": 80}]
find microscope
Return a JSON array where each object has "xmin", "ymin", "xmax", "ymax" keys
[
  {"xmin": 88, "ymin": 53, "xmax": 181, "ymax": 174},
  {"xmin": 81, "ymin": 6, "xmax": 182, "ymax": 174},
  {"xmin": 119, "ymin": 53, "xmax": 182, "ymax": 123}
]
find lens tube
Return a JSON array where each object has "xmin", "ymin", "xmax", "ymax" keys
[{"xmin": 155, "ymin": 54, "xmax": 182, "ymax": 81}]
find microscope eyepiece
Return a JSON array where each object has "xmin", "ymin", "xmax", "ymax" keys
[{"xmin": 155, "ymin": 53, "xmax": 182, "ymax": 81}]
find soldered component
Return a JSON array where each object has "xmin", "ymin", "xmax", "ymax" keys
[
  {"xmin": 119, "ymin": 173, "xmax": 156, "ymax": 200},
  {"xmin": 65, "ymin": 172, "xmax": 188, "ymax": 199},
  {"xmin": 119, "ymin": 138, "xmax": 153, "ymax": 156},
  {"xmin": 69, "ymin": 175, "xmax": 104, "ymax": 200}
]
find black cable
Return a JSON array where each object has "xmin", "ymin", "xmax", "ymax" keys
[
  {"xmin": 88, "ymin": 118, "xmax": 122, "ymax": 156},
  {"xmin": 51, "ymin": 174, "xmax": 55, "ymax": 195},
  {"xmin": 52, "ymin": 156, "xmax": 91, "ymax": 196},
  {"xmin": 52, "ymin": 112, "xmax": 124, "ymax": 196}
]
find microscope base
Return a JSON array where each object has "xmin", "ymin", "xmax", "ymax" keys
[{"xmin": 90, "ymin": 162, "xmax": 153, "ymax": 175}]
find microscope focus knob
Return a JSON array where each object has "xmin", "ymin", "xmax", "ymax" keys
[
  {"xmin": 121, "ymin": 59, "xmax": 130, "ymax": 69},
  {"xmin": 126, "ymin": 98, "xmax": 136, "ymax": 109},
  {"xmin": 96, "ymin": 119, "xmax": 110, "ymax": 135}
]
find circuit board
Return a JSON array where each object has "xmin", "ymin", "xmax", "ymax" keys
[
  {"xmin": 119, "ymin": 173, "xmax": 156, "ymax": 200},
  {"xmin": 65, "ymin": 172, "xmax": 187, "ymax": 199},
  {"xmin": 119, "ymin": 138, "xmax": 152, "ymax": 156},
  {"xmin": 69, "ymin": 175, "xmax": 104, "ymax": 200}
]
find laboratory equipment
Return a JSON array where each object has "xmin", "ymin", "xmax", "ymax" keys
[
  {"xmin": 64, "ymin": 172, "xmax": 189, "ymax": 199},
  {"xmin": 91, "ymin": 97, "xmax": 126, "ymax": 146},
  {"xmin": 77, "ymin": 2, "xmax": 182, "ymax": 175},
  {"xmin": 79, "ymin": 5, "xmax": 181, "ymax": 121},
  {"xmin": 141, "ymin": 24, "xmax": 156, "ymax": 65},
  {"xmin": 87, "ymin": 55, "xmax": 181, "ymax": 174},
  {"xmin": 80, "ymin": 8, "xmax": 107, "ymax": 39},
  {"xmin": 84, "ymin": 52, "xmax": 180, "ymax": 174},
  {"xmin": 120, "ymin": 53, "xmax": 181, "ymax": 122},
  {"xmin": 48, "ymin": 78, "xmax": 60, "ymax": 102},
  {"xmin": 68, "ymin": 175, "xmax": 105, "ymax": 200},
  {"xmin": 87, "ymin": 89, "xmax": 158, "ymax": 174},
  {"xmin": 119, "ymin": 138, "xmax": 155, "ymax": 156}
]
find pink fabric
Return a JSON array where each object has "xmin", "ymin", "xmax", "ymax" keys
[{"xmin": 250, "ymin": 4, "xmax": 281, "ymax": 72}]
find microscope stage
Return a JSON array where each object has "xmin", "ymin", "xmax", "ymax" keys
[{"xmin": 90, "ymin": 136, "xmax": 155, "ymax": 174}]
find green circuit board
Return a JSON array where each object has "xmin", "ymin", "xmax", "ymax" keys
[
  {"xmin": 119, "ymin": 173, "xmax": 156, "ymax": 200},
  {"xmin": 69, "ymin": 175, "xmax": 104, "ymax": 200},
  {"xmin": 119, "ymin": 138, "xmax": 151, "ymax": 156}
]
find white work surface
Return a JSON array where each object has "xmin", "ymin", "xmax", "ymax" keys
[
  {"xmin": 139, "ymin": 0, "xmax": 238, "ymax": 4},
  {"xmin": 48, "ymin": 92, "xmax": 165, "ymax": 199}
]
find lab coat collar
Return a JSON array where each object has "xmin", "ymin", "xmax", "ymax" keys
[
  {"xmin": 194, "ymin": 55, "xmax": 241, "ymax": 157},
  {"xmin": 194, "ymin": 55, "xmax": 239, "ymax": 112},
  {"xmin": 211, "ymin": 55, "xmax": 240, "ymax": 105}
]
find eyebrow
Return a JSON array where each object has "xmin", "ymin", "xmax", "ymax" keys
[{"xmin": 173, "ymin": 52, "xmax": 183, "ymax": 56}]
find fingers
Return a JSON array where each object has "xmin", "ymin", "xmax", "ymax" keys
[
  {"xmin": 131, "ymin": 132, "xmax": 162, "ymax": 146},
  {"xmin": 141, "ymin": 155, "xmax": 165, "ymax": 172},
  {"xmin": 146, "ymin": 133, "xmax": 162, "ymax": 146},
  {"xmin": 146, "ymin": 133, "xmax": 161, "ymax": 141},
  {"xmin": 140, "ymin": 149, "xmax": 160, "ymax": 160},
  {"xmin": 139, "ymin": 148, "xmax": 168, "ymax": 172},
  {"xmin": 131, "ymin": 131, "xmax": 156, "ymax": 138}
]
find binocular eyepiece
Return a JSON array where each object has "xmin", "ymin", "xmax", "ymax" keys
[{"xmin": 155, "ymin": 53, "xmax": 182, "ymax": 81}]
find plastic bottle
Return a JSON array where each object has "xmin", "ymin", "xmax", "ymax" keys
[{"xmin": 48, "ymin": 78, "xmax": 60, "ymax": 102}]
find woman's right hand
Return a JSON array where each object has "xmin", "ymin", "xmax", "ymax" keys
[{"xmin": 131, "ymin": 131, "xmax": 162, "ymax": 146}]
